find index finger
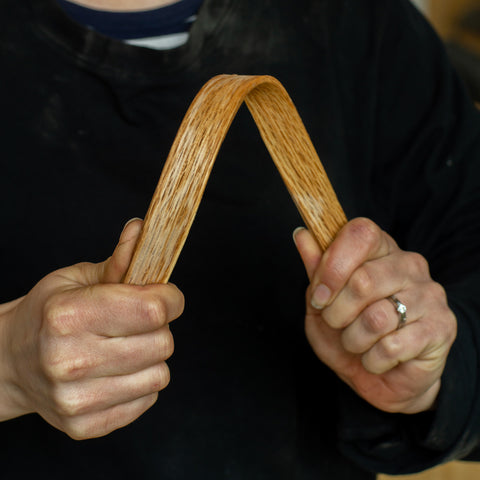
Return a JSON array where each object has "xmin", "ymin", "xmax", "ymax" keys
[
  {"xmin": 47, "ymin": 282, "xmax": 185, "ymax": 338},
  {"xmin": 93, "ymin": 283, "xmax": 185, "ymax": 337},
  {"xmin": 311, "ymin": 218, "xmax": 398, "ymax": 309}
]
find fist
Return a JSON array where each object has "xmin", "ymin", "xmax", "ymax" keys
[
  {"xmin": 294, "ymin": 218, "xmax": 457, "ymax": 414},
  {"xmin": 1, "ymin": 220, "xmax": 184, "ymax": 439}
]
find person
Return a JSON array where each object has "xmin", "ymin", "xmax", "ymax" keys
[{"xmin": 0, "ymin": 0, "xmax": 479, "ymax": 478}]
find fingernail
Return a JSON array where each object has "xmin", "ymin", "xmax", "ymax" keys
[
  {"xmin": 122, "ymin": 217, "xmax": 143, "ymax": 231},
  {"xmin": 292, "ymin": 227, "xmax": 306, "ymax": 244},
  {"xmin": 311, "ymin": 284, "xmax": 331, "ymax": 309}
]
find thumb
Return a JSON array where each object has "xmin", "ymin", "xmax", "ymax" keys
[
  {"xmin": 293, "ymin": 227, "xmax": 323, "ymax": 282},
  {"xmin": 101, "ymin": 218, "xmax": 143, "ymax": 283}
]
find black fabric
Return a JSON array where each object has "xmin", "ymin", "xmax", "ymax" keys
[{"xmin": 1, "ymin": 0, "xmax": 480, "ymax": 478}]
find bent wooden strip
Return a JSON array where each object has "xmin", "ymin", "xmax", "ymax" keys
[{"xmin": 124, "ymin": 75, "xmax": 347, "ymax": 285}]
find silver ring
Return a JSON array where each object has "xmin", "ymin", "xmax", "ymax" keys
[{"xmin": 388, "ymin": 295, "xmax": 407, "ymax": 329}]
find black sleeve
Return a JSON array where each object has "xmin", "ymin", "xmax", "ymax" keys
[{"xmin": 330, "ymin": 0, "xmax": 480, "ymax": 474}]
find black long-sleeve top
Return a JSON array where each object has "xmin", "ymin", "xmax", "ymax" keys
[{"xmin": 1, "ymin": 0, "xmax": 480, "ymax": 478}]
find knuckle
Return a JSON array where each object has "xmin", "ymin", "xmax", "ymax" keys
[
  {"xmin": 39, "ymin": 337, "xmax": 93, "ymax": 382},
  {"xmin": 360, "ymin": 354, "xmax": 380, "ymax": 375},
  {"xmin": 323, "ymin": 313, "xmax": 347, "ymax": 330},
  {"xmin": 52, "ymin": 386, "xmax": 90, "ymax": 418},
  {"xmin": 444, "ymin": 310, "xmax": 458, "ymax": 345},
  {"xmin": 147, "ymin": 391, "xmax": 160, "ymax": 408},
  {"xmin": 157, "ymin": 328, "xmax": 175, "ymax": 360},
  {"xmin": 349, "ymin": 218, "xmax": 380, "ymax": 248},
  {"xmin": 427, "ymin": 300, "xmax": 457, "ymax": 347},
  {"xmin": 42, "ymin": 293, "xmax": 78, "ymax": 337},
  {"xmin": 349, "ymin": 266, "xmax": 375, "ymax": 299},
  {"xmin": 138, "ymin": 295, "xmax": 167, "ymax": 327},
  {"xmin": 425, "ymin": 281, "xmax": 447, "ymax": 303},
  {"xmin": 63, "ymin": 418, "xmax": 94, "ymax": 441},
  {"xmin": 362, "ymin": 305, "xmax": 390, "ymax": 334},
  {"xmin": 47, "ymin": 355, "xmax": 93, "ymax": 383},
  {"xmin": 408, "ymin": 252, "xmax": 430, "ymax": 277},
  {"xmin": 341, "ymin": 328, "xmax": 364, "ymax": 354},
  {"xmin": 323, "ymin": 249, "xmax": 348, "ymax": 289},
  {"xmin": 165, "ymin": 283, "xmax": 185, "ymax": 319},
  {"xmin": 38, "ymin": 342, "xmax": 59, "ymax": 380},
  {"xmin": 420, "ymin": 318, "xmax": 439, "ymax": 344},
  {"xmin": 322, "ymin": 251, "xmax": 346, "ymax": 286},
  {"xmin": 376, "ymin": 334, "xmax": 402, "ymax": 362},
  {"xmin": 152, "ymin": 363, "xmax": 171, "ymax": 391},
  {"xmin": 42, "ymin": 357, "xmax": 65, "ymax": 383}
]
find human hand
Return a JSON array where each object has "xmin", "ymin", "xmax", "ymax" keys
[
  {"xmin": 0, "ymin": 219, "xmax": 184, "ymax": 439},
  {"xmin": 293, "ymin": 218, "xmax": 457, "ymax": 414}
]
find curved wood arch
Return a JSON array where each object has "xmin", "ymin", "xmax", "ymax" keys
[{"xmin": 124, "ymin": 75, "xmax": 347, "ymax": 285}]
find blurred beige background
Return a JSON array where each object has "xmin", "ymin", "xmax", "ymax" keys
[
  {"xmin": 378, "ymin": 1, "xmax": 480, "ymax": 479},
  {"xmin": 378, "ymin": 461, "xmax": 480, "ymax": 480},
  {"xmin": 415, "ymin": 0, "xmax": 480, "ymax": 101}
]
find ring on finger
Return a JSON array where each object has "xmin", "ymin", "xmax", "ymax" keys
[{"xmin": 388, "ymin": 295, "xmax": 407, "ymax": 330}]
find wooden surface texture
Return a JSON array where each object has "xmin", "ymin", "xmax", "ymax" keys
[{"xmin": 124, "ymin": 74, "xmax": 346, "ymax": 285}]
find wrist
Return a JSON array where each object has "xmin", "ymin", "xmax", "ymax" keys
[{"xmin": 0, "ymin": 298, "xmax": 32, "ymax": 420}]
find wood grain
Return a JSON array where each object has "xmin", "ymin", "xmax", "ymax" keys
[{"xmin": 124, "ymin": 74, "xmax": 347, "ymax": 285}]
